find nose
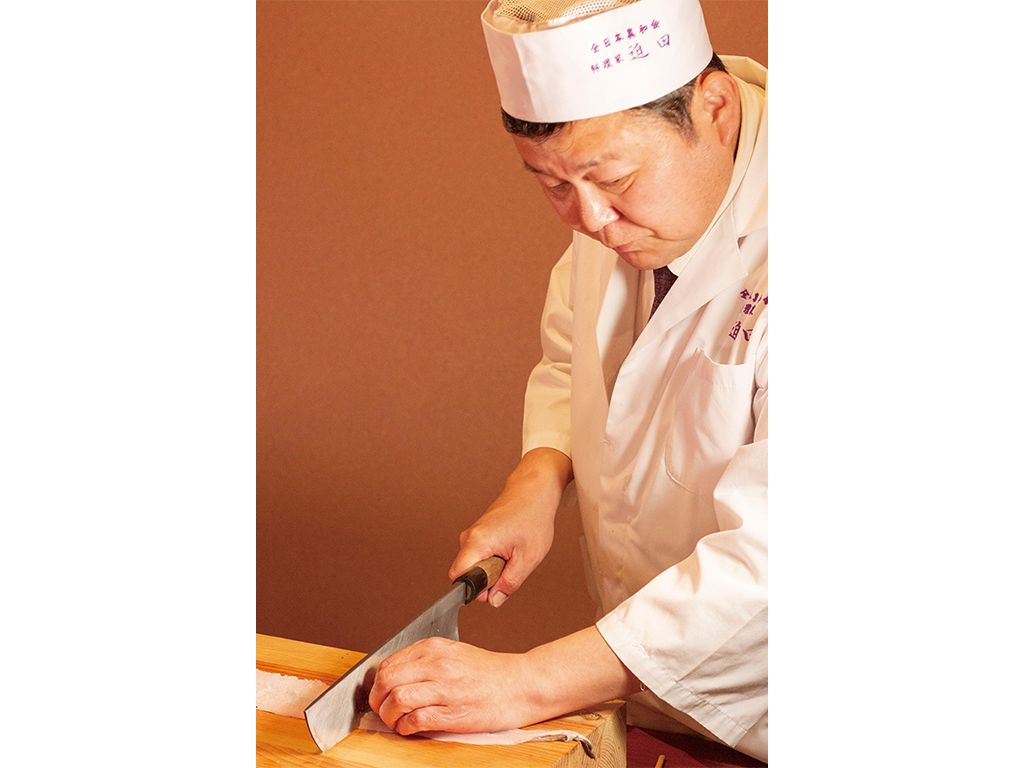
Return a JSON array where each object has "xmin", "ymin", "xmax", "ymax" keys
[{"xmin": 567, "ymin": 185, "xmax": 619, "ymax": 235}]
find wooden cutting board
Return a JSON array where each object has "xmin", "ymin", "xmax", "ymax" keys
[{"xmin": 257, "ymin": 633, "xmax": 626, "ymax": 767}]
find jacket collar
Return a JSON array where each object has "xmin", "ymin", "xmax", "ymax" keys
[
  {"xmin": 632, "ymin": 66, "xmax": 767, "ymax": 350},
  {"xmin": 664, "ymin": 61, "xmax": 767, "ymax": 280},
  {"xmin": 578, "ymin": 60, "xmax": 768, "ymax": 360}
]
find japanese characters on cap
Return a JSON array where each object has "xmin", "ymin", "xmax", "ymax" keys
[{"xmin": 480, "ymin": 0, "xmax": 713, "ymax": 123}]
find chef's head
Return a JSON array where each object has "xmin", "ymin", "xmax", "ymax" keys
[{"xmin": 480, "ymin": 0, "xmax": 742, "ymax": 270}]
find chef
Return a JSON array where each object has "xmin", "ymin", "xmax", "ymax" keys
[{"xmin": 368, "ymin": 0, "xmax": 768, "ymax": 761}]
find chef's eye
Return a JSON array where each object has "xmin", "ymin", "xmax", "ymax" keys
[{"xmin": 600, "ymin": 175, "xmax": 630, "ymax": 189}]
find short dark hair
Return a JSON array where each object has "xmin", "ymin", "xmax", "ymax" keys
[{"xmin": 501, "ymin": 53, "xmax": 728, "ymax": 141}]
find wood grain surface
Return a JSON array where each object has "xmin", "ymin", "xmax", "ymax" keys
[{"xmin": 257, "ymin": 634, "xmax": 626, "ymax": 768}]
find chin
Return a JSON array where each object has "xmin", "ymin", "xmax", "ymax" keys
[{"xmin": 616, "ymin": 250, "xmax": 671, "ymax": 271}]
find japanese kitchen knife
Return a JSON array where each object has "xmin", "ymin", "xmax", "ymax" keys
[{"xmin": 304, "ymin": 555, "xmax": 506, "ymax": 753}]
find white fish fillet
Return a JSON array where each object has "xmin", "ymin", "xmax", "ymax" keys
[
  {"xmin": 256, "ymin": 669, "xmax": 328, "ymax": 719},
  {"xmin": 358, "ymin": 711, "xmax": 595, "ymax": 755}
]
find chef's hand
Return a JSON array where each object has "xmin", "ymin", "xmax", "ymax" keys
[
  {"xmin": 450, "ymin": 448, "xmax": 572, "ymax": 608},
  {"xmin": 367, "ymin": 637, "xmax": 533, "ymax": 735},
  {"xmin": 368, "ymin": 627, "xmax": 642, "ymax": 737}
]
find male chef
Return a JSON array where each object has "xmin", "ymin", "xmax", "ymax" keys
[{"xmin": 369, "ymin": 0, "xmax": 768, "ymax": 760}]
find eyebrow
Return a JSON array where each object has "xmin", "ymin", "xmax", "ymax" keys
[{"xmin": 522, "ymin": 155, "xmax": 620, "ymax": 175}]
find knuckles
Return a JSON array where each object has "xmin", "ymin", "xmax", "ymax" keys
[
  {"xmin": 395, "ymin": 711, "xmax": 426, "ymax": 735},
  {"xmin": 397, "ymin": 706, "xmax": 445, "ymax": 736},
  {"xmin": 387, "ymin": 684, "xmax": 416, "ymax": 711}
]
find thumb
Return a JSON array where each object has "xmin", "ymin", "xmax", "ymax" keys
[{"xmin": 486, "ymin": 559, "xmax": 528, "ymax": 608}]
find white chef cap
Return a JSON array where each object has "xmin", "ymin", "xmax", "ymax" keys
[{"xmin": 480, "ymin": 0, "xmax": 713, "ymax": 123}]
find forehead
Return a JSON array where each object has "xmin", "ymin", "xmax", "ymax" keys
[{"xmin": 513, "ymin": 110, "xmax": 672, "ymax": 175}]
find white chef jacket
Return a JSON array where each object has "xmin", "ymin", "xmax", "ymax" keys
[{"xmin": 521, "ymin": 57, "xmax": 769, "ymax": 761}]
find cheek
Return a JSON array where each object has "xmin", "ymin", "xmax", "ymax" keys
[
  {"xmin": 619, "ymin": 191, "xmax": 683, "ymax": 234},
  {"xmin": 645, "ymin": 164, "xmax": 725, "ymax": 236}
]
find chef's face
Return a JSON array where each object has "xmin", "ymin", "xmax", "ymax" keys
[{"xmin": 512, "ymin": 76, "xmax": 739, "ymax": 271}]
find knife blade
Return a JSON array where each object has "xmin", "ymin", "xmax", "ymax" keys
[{"xmin": 304, "ymin": 555, "xmax": 505, "ymax": 753}]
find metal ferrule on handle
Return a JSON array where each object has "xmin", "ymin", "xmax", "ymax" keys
[{"xmin": 454, "ymin": 555, "xmax": 506, "ymax": 603}]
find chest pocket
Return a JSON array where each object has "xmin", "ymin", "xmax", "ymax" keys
[{"xmin": 664, "ymin": 348, "xmax": 756, "ymax": 495}]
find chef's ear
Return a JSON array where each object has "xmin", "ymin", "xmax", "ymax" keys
[{"xmin": 695, "ymin": 71, "xmax": 741, "ymax": 148}]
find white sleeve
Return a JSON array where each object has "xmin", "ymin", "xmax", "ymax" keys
[
  {"xmin": 597, "ymin": 337, "xmax": 769, "ymax": 750},
  {"xmin": 522, "ymin": 245, "xmax": 574, "ymax": 458}
]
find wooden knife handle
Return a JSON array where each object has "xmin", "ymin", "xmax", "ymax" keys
[{"xmin": 454, "ymin": 556, "xmax": 506, "ymax": 604}]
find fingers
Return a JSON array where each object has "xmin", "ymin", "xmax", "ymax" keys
[
  {"xmin": 374, "ymin": 680, "xmax": 444, "ymax": 734},
  {"xmin": 368, "ymin": 641, "xmax": 436, "ymax": 717},
  {"xmin": 449, "ymin": 536, "xmax": 506, "ymax": 604},
  {"xmin": 450, "ymin": 542, "xmax": 531, "ymax": 607},
  {"xmin": 485, "ymin": 565, "xmax": 525, "ymax": 608},
  {"xmin": 368, "ymin": 638, "xmax": 467, "ymax": 735},
  {"xmin": 449, "ymin": 535, "xmax": 501, "ymax": 583}
]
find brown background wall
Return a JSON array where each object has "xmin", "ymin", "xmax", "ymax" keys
[{"xmin": 257, "ymin": 0, "xmax": 767, "ymax": 656}]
